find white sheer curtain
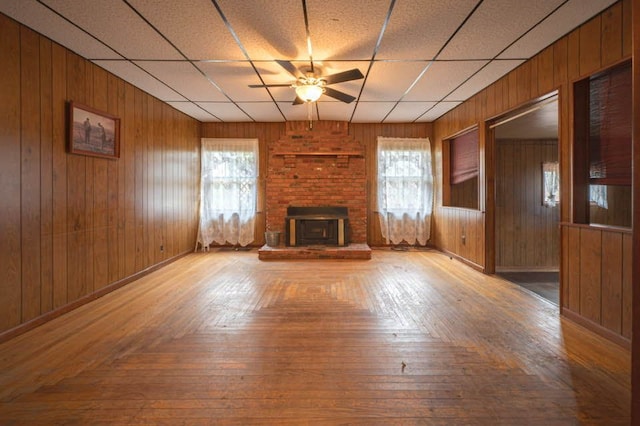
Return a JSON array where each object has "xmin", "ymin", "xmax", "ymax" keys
[
  {"xmin": 377, "ymin": 137, "xmax": 433, "ymax": 246},
  {"xmin": 197, "ymin": 138, "xmax": 259, "ymax": 249}
]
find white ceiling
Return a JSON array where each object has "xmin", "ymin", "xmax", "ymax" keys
[{"xmin": 1, "ymin": 0, "xmax": 618, "ymax": 123}]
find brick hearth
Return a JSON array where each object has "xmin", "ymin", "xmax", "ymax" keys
[{"xmin": 258, "ymin": 243, "xmax": 372, "ymax": 260}]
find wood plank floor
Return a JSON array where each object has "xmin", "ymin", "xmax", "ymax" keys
[{"xmin": 0, "ymin": 249, "xmax": 630, "ymax": 424}]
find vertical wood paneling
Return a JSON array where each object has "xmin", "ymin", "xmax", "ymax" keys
[
  {"xmin": 92, "ymin": 66, "xmax": 109, "ymax": 291},
  {"xmin": 567, "ymin": 227, "xmax": 581, "ymax": 312},
  {"xmin": 107, "ymin": 74, "xmax": 121, "ymax": 284},
  {"xmin": 134, "ymin": 89, "xmax": 145, "ymax": 271},
  {"xmin": 622, "ymin": 0, "xmax": 631, "ymax": 57},
  {"xmin": 433, "ymin": 2, "xmax": 630, "ymax": 342},
  {"xmin": 601, "ymin": 2, "xmax": 623, "ymax": 66},
  {"xmin": 0, "ymin": 15, "xmax": 22, "ymax": 330},
  {"xmin": 553, "ymin": 37, "xmax": 568, "ymax": 88},
  {"xmin": 66, "ymin": 52, "xmax": 88, "ymax": 302},
  {"xmin": 495, "ymin": 140, "xmax": 559, "ymax": 270},
  {"xmin": 567, "ymin": 31, "xmax": 581, "ymax": 81},
  {"xmin": 579, "ymin": 228, "xmax": 602, "ymax": 323},
  {"xmin": 0, "ymin": 14, "xmax": 200, "ymax": 337},
  {"xmin": 538, "ymin": 46, "xmax": 554, "ymax": 94},
  {"xmin": 579, "ymin": 16, "xmax": 602, "ymax": 77},
  {"xmin": 39, "ymin": 37, "xmax": 54, "ymax": 314},
  {"xmin": 124, "ymin": 84, "xmax": 136, "ymax": 277},
  {"xmin": 601, "ymin": 232, "xmax": 623, "ymax": 333},
  {"xmin": 560, "ymin": 226, "xmax": 569, "ymax": 307},
  {"xmin": 51, "ymin": 42, "xmax": 67, "ymax": 310},
  {"xmin": 621, "ymin": 233, "xmax": 632, "ymax": 338},
  {"xmin": 84, "ymin": 64, "xmax": 95, "ymax": 297},
  {"xmin": 20, "ymin": 26, "xmax": 42, "ymax": 322}
]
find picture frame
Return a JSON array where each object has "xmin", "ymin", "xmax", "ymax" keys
[{"xmin": 68, "ymin": 101, "xmax": 120, "ymax": 159}]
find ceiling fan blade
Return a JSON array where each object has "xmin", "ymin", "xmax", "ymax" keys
[
  {"xmin": 292, "ymin": 96, "xmax": 305, "ymax": 105},
  {"xmin": 323, "ymin": 68, "xmax": 364, "ymax": 85},
  {"xmin": 323, "ymin": 87, "xmax": 356, "ymax": 103},
  {"xmin": 248, "ymin": 83, "xmax": 292, "ymax": 88},
  {"xmin": 276, "ymin": 60, "xmax": 302, "ymax": 79}
]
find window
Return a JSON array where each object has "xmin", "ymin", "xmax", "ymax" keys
[
  {"xmin": 197, "ymin": 138, "xmax": 259, "ymax": 248},
  {"xmin": 377, "ymin": 137, "xmax": 433, "ymax": 245},
  {"xmin": 444, "ymin": 128, "xmax": 479, "ymax": 209},
  {"xmin": 542, "ymin": 161, "xmax": 559, "ymax": 207},
  {"xmin": 574, "ymin": 61, "xmax": 631, "ymax": 228}
]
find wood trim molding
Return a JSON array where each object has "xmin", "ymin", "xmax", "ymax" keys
[
  {"xmin": 0, "ymin": 251, "xmax": 192, "ymax": 345},
  {"xmin": 631, "ymin": 0, "xmax": 640, "ymax": 419},
  {"xmin": 559, "ymin": 221, "xmax": 632, "ymax": 235},
  {"xmin": 562, "ymin": 307, "xmax": 631, "ymax": 350},
  {"xmin": 438, "ymin": 248, "xmax": 485, "ymax": 273}
]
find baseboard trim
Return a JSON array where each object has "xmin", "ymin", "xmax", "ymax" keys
[
  {"xmin": 0, "ymin": 251, "xmax": 192, "ymax": 345},
  {"xmin": 496, "ymin": 267, "xmax": 560, "ymax": 273},
  {"xmin": 437, "ymin": 248, "xmax": 485, "ymax": 273},
  {"xmin": 561, "ymin": 307, "xmax": 631, "ymax": 350}
]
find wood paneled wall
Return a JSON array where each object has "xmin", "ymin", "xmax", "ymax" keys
[
  {"xmin": 561, "ymin": 224, "xmax": 632, "ymax": 344},
  {"xmin": 432, "ymin": 0, "xmax": 631, "ymax": 341},
  {"xmin": 201, "ymin": 122, "xmax": 432, "ymax": 247},
  {"xmin": 0, "ymin": 14, "xmax": 200, "ymax": 337},
  {"xmin": 495, "ymin": 139, "xmax": 559, "ymax": 271}
]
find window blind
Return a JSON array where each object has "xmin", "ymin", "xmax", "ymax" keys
[
  {"xmin": 589, "ymin": 62, "xmax": 631, "ymax": 186},
  {"xmin": 450, "ymin": 129, "xmax": 479, "ymax": 185}
]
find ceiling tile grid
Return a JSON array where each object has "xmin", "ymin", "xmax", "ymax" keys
[{"xmin": 0, "ymin": 0, "xmax": 620, "ymax": 124}]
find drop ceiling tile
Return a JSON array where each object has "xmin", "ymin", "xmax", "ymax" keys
[
  {"xmin": 317, "ymin": 101, "xmax": 356, "ymax": 122},
  {"xmin": 415, "ymin": 102, "xmax": 462, "ymax": 122},
  {"xmin": 93, "ymin": 60, "xmax": 186, "ymax": 102},
  {"xmin": 498, "ymin": 0, "xmax": 619, "ymax": 59},
  {"xmin": 253, "ymin": 61, "xmax": 293, "ymax": 83},
  {"xmin": 438, "ymin": 0, "xmax": 564, "ymax": 60},
  {"xmin": 216, "ymin": 0, "xmax": 307, "ymax": 60},
  {"xmin": 351, "ymin": 102, "xmax": 397, "ymax": 123},
  {"xmin": 384, "ymin": 102, "xmax": 437, "ymax": 123},
  {"xmin": 404, "ymin": 61, "xmax": 488, "ymax": 101},
  {"xmin": 360, "ymin": 61, "xmax": 427, "ymax": 101},
  {"xmin": 135, "ymin": 61, "xmax": 227, "ymax": 102},
  {"xmin": 167, "ymin": 102, "xmax": 220, "ymax": 122},
  {"xmin": 196, "ymin": 62, "xmax": 272, "ymax": 102},
  {"xmin": 376, "ymin": 0, "xmax": 478, "ymax": 60},
  {"xmin": 127, "ymin": 0, "xmax": 245, "ymax": 61},
  {"xmin": 41, "ymin": 0, "xmax": 182, "ymax": 59},
  {"xmin": 277, "ymin": 102, "xmax": 319, "ymax": 122},
  {"xmin": 0, "ymin": 0, "xmax": 121, "ymax": 59},
  {"xmin": 306, "ymin": 0, "xmax": 390, "ymax": 59},
  {"xmin": 196, "ymin": 102, "xmax": 252, "ymax": 121},
  {"xmin": 236, "ymin": 102, "xmax": 285, "ymax": 122},
  {"xmin": 445, "ymin": 59, "xmax": 524, "ymax": 101}
]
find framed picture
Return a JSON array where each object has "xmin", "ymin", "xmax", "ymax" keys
[{"xmin": 68, "ymin": 101, "xmax": 120, "ymax": 159}]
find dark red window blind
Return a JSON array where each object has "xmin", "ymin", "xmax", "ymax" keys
[
  {"xmin": 589, "ymin": 62, "xmax": 631, "ymax": 186},
  {"xmin": 450, "ymin": 130, "xmax": 479, "ymax": 185}
]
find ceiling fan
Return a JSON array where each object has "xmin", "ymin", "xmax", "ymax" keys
[{"xmin": 249, "ymin": 60, "xmax": 364, "ymax": 104}]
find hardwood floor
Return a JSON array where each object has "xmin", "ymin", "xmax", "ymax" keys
[{"xmin": 0, "ymin": 249, "xmax": 630, "ymax": 424}]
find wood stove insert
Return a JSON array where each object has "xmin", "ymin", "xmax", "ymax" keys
[{"xmin": 285, "ymin": 206, "xmax": 349, "ymax": 247}]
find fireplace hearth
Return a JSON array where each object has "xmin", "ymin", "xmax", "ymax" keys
[{"xmin": 285, "ymin": 206, "xmax": 349, "ymax": 247}]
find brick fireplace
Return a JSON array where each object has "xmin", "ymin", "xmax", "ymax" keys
[{"xmin": 264, "ymin": 121, "xmax": 367, "ymax": 245}]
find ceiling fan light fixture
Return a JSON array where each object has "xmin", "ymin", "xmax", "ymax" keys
[{"xmin": 295, "ymin": 84, "xmax": 324, "ymax": 103}]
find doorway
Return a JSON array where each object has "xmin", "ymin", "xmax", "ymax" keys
[{"xmin": 491, "ymin": 95, "xmax": 560, "ymax": 304}]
